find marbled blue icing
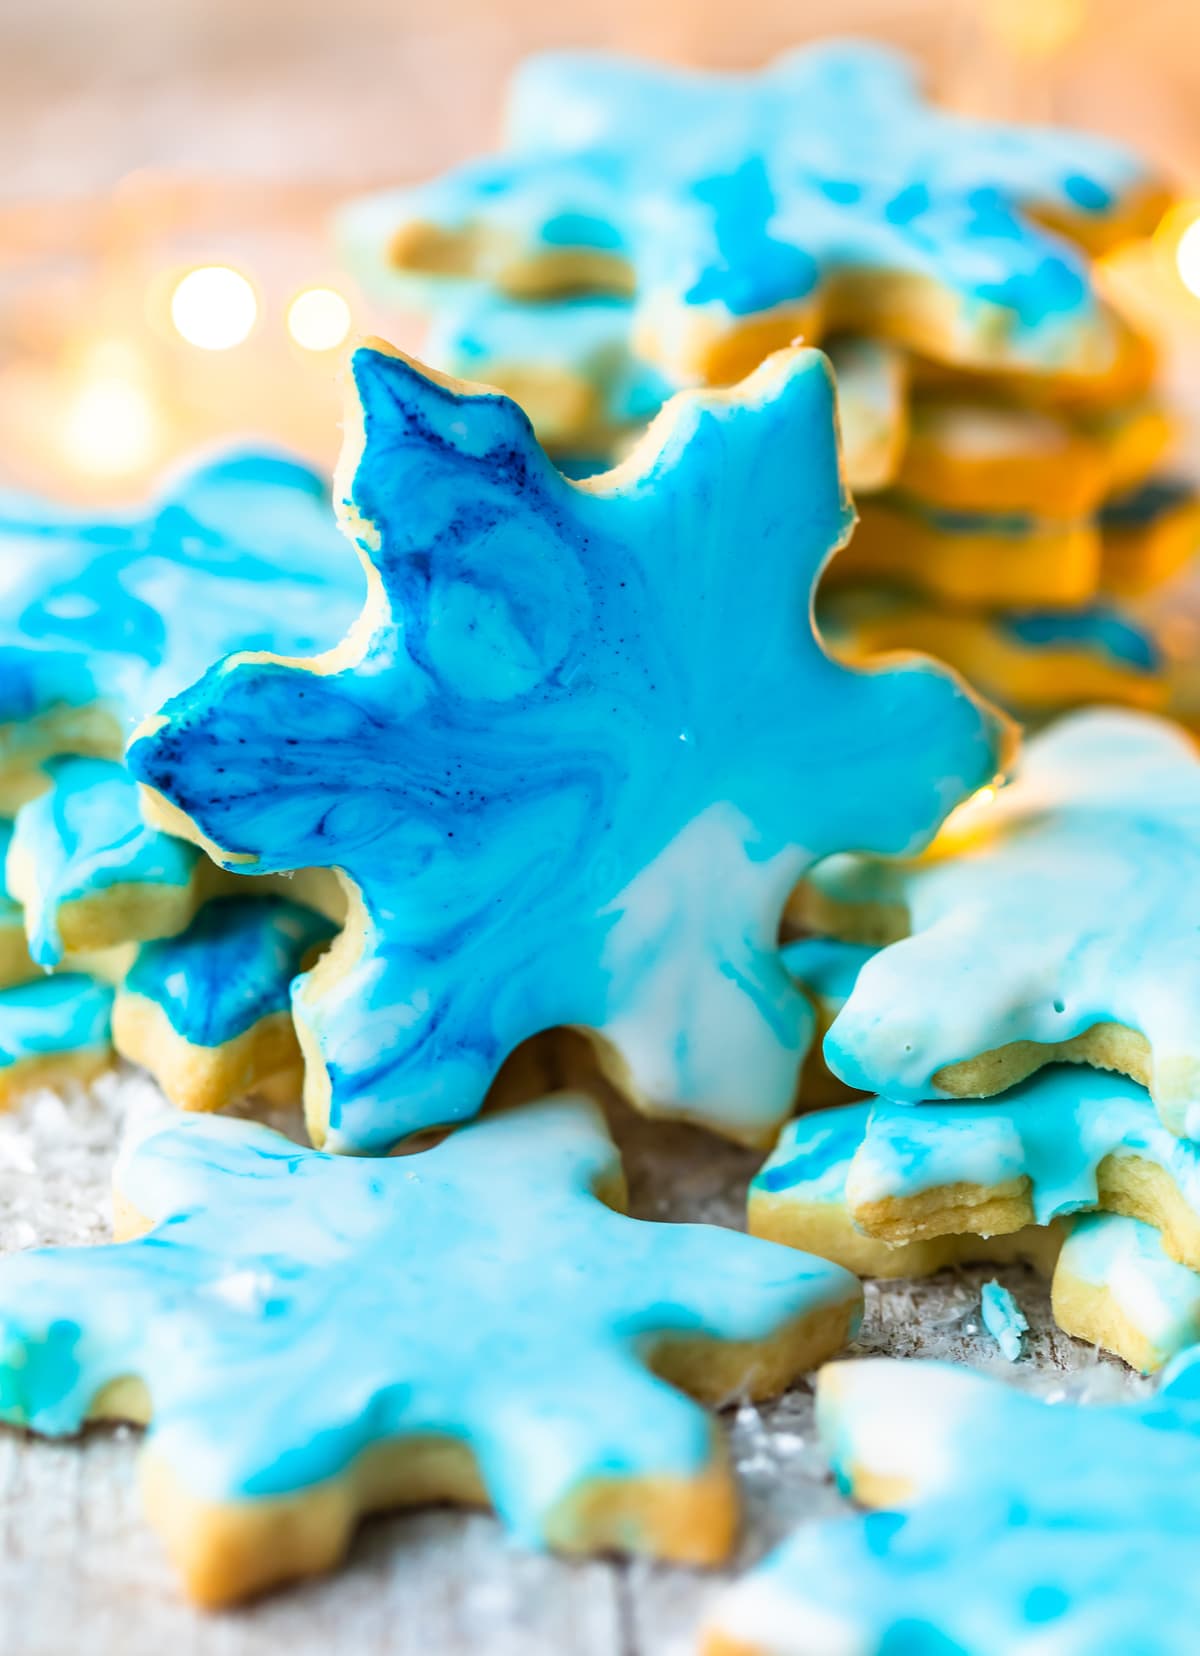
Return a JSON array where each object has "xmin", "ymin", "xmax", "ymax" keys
[
  {"xmin": 129, "ymin": 345, "xmax": 1003, "ymax": 1151},
  {"xmin": 815, "ymin": 710, "xmax": 1200, "ymax": 1136},
  {"xmin": 980, "ymin": 1279, "xmax": 1026, "ymax": 1361},
  {"xmin": 0, "ymin": 973, "xmax": 112, "ymax": 1070},
  {"xmin": 706, "ymin": 1355, "xmax": 1200, "ymax": 1655},
  {"xmin": 0, "ymin": 1100, "xmax": 860, "ymax": 1535},
  {"xmin": 9, "ymin": 756, "xmax": 200, "ymax": 967},
  {"xmin": 344, "ymin": 40, "xmax": 1156, "ymax": 378},
  {"xmin": 0, "ymin": 447, "xmax": 364, "ymax": 748},
  {"xmin": 780, "ymin": 937, "xmax": 877, "ymax": 1016},
  {"xmin": 122, "ymin": 896, "xmax": 336, "ymax": 1048}
]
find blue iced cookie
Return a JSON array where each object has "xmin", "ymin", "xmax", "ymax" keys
[
  {"xmin": 7, "ymin": 756, "xmax": 207, "ymax": 967},
  {"xmin": 113, "ymin": 895, "xmax": 336, "ymax": 1112},
  {"xmin": 348, "ymin": 40, "xmax": 1161, "ymax": 383},
  {"xmin": 703, "ymin": 1352, "xmax": 1200, "ymax": 1655},
  {"xmin": 0, "ymin": 973, "xmax": 113, "ymax": 1107},
  {"xmin": 130, "ymin": 342, "xmax": 1006, "ymax": 1152},
  {"xmin": 0, "ymin": 1098, "xmax": 861, "ymax": 1602},
  {"xmin": 799, "ymin": 709, "xmax": 1200, "ymax": 1137},
  {"xmin": 0, "ymin": 447, "xmax": 364, "ymax": 809}
]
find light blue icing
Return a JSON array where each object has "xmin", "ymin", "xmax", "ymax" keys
[
  {"xmin": 0, "ymin": 1100, "xmax": 860, "ymax": 1535},
  {"xmin": 815, "ymin": 709, "xmax": 1200, "ymax": 1136},
  {"xmin": 0, "ymin": 447, "xmax": 364, "ymax": 749},
  {"xmin": 0, "ymin": 973, "xmax": 112, "ymax": 1070},
  {"xmin": 1060, "ymin": 1213, "xmax": 1200, "ymax": 1372},
  {"xmin": 753, "ymin": 1100, "xmax": 874, "ymax": 1206},
  {"xmin": 708, "ymin": 1355, "xmax": 1200, "ymax": 1655},
  {"xmin": 9, "ymin": 756, "xmax": 201, "ymax": 967},
  {"xmin": 846, "ymin": 1068, "xmax": 1200, "ymax": 1236},
  {"xmin": 122, "ymin": 896, "xmax": 336, "ymax": 1048},
  {"xmin": 345, "ymin": 40, "xmax": 1155, "ymax": 377},
  {"xmin": 980, "ymin": 1279, "xmax": 1027, "ymax": 1361},
  {"xmin": 781, "ymin": 937, "xmax": 877, "ymax": 1016},
  {"xmin": 129, "ymin": 345, "xmax": 1002, "ymax": 1151},
  {"xmin": 423, "ymin": 292, "xmax": 669, "ymax": 450}
]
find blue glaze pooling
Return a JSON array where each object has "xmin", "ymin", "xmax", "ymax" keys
[
  {"xmin": 122, "ymin": 897, "xmax": 336, "ymax": 1048},
  {"xmin": 0, "ymin": 1100, "xmax": 860, "ymax": 1534},
  {"xmin": 129, "ymin": 345, "xmax": 1003, "ymax": 1151},
  {"xmin": 9, "ymin": 757, "xmax": 201, "ymax": 967},
  {"xmin": 0, "ymin": 974, "xmax": 112, "ymax": 1070},
  {"xmin": 0, "ymin": 447, "xmax": 364, "ymax": 751},
  {"xmin": 343, "ymin": 40, "xmax": 1156, "ymax": 378},
  {"xmin": 707, "ymin": 1356, "xmax": 1200, "ymax": 1654},
  {"xmin": 980, "ymin": 1280, "xmax": 1027, "ymax": 1361},
  {"xmin": 816, "ymin": 710, "xmax": 1200, "ymax": 1136}
]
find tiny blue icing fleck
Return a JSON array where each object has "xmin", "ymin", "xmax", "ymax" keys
[
  {"xmin": 129, "ymin": 344, "xmax": 1002, "ymax": 1151},
  {"xmin": 0, "ymin": 1100, "xmax": 860, "ymax": 1542},
  {"xmin": 980, "ymin": 1280, "xmax": 1027, "ymax": 1361},
  {"xmin": 9, "ymin": 756, "xmax": 201, "ymax": 966},
  {"xmin": 0, "ymin": 974, "xmax": 112, "ymax": 1071},
  {"xmin": 122, "ymin": 897, "xmax": 336, "ymax": 1048}
]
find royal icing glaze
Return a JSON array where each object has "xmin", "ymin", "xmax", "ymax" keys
[
  {"xmin": 0, "ymin": 973, "xmax": 113, "ymax": 1076},
  {"xmin": 0, "ymin": 447, "xmax": 364, "ymax": 765},
  {"xmin": 810, "ymin": 709, "xmax": 1200, "ymax": 1135},
  {"xmin": 980, "ymin": 1280, "xmax": 1027, "ymax": 1361},
  {"xmin": 706, "ymin": 1353, "xmax": 1200, "ymax": 1656},
  {"xmin": 129, "ymin": 344, "xmax": 1004, "ymax": 1152},
  {"xmin": 359, "ymin": 41, "xmax": 1157, "ymax": 380},
  {"xmin": 120, "ymin": 896, "xmax": 335, "ymax": 1050},
  {"xmin": 1058, "ymin": 1212, "xmax": 1200, "ymax": 1371},
  {"xmin": 7, "ymin": 756, "xmax": 202, "ymax": 967},
  {"xmin": 0, "ymin": 1099, "xmax": 860, "ymax": 1590}
]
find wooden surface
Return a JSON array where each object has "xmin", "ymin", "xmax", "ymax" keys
[{"xmin": 0, "ymin": 1068, "xmax": 1142, "ymax": 1656}]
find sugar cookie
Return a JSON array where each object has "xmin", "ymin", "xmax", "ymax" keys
[
  {"xmin": 821, "ymin": 589, "xmax": 1166, "ymax": 715},
  {"xmin": 0, "ymin": 973, "xmax": 113, "ymax": 1106},
  {"xmin": 799, "ymin": 709, "xmax": 1200, "ymax": 1135},
  {"xmin": 367, "ymin": 42, "xmax": 1159, "ymax": 383},
  {"xmin": 703, "ymin": 1354, "xmax": 1200, "ymax": 1656},
  {"xmin": 0, "ymin": 1099, "xmax": 861, "ymax": 1604},
  {"xmin": 130, "ymin": 344, "xmax": 1006, "ymax": 1152},
  {"xmin": 113, "ymin": 896, "xmax": 337, "ymax": 1113}
]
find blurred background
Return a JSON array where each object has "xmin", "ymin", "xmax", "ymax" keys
[{"xmin": 2, "ymin": 0, "xmax": 1198, "ymax": 501}]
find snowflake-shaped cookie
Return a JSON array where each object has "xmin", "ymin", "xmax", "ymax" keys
[
  {"xmin": 703, "ymin": 1354, "xmax": 1200, "ymax": 1655},
  {"xmin": 351, "ymin": 40, "xmax": 1161, "ymax": 382},
  {"xmin": 0, "ymin": 1098, "xmax": 861, "ymax": 1603},
  {"xmin": 129, "ymin": 342, "xmax": 1004, "ymax": 1151},
  {"xmin": 0, "ymin": 448, "xmax": 363, "ymax": 807},
  {"xmin": 801, "ymin": 709, "xmax": 1200, "ymax": 1136}
]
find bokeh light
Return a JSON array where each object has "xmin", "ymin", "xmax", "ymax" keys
[
  {"xmin": 287, "ymin": 287, "xmax": 352, "ymax": 351},
  {"xmin": 170, "ymin": 266, "xmax": 258, "ymax": 350},
  {"xmin": 62, "ymin": 374, "xmax": 157, "ymax": 476},
  {"xmin": 1176, "ymin": 216, "xmax": 1200, "ymax": 299}
]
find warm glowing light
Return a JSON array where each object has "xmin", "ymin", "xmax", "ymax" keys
[
  {"xmin": 971, "ymin": 785, "xmax": 998, "ymax": 810},
  {"xmin": 1176, "ymin": 217, "xmax": 1200, "ymax": 299},
  {"xmin": 170, "ymin": 266, "xmax": 257, "ymax": 350},
  {"xmin": 287, "ymin": 287, "xmax": 352, "ymax": 351},
  {"xmin": 63, "ymin": 376, "xmax": 157, "ymax": 477},
  {"xmin": 981, "ymin": 0, "xmax": 1085, "ymax": 56}
]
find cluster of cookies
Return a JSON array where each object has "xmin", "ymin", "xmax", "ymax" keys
[
  {"xmin": 343, "ymin": 40, "xmax": 1199, "ymax": 726},
  {"xmin": 0, "ymin": 35, "xmax": 1198, "ymax": 1652}
]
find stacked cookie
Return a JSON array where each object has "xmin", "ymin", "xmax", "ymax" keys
[
  {"xmin": 0, "ymin": 450, "xmax": 358, "ymax": 1109},
  {"xmin": 339, "ymin": 40, "xmax": 1197, "ymax": 723},
  {"xmin": 0, "ymin": 40, "xmax": 1199, "ymax": 1644}
]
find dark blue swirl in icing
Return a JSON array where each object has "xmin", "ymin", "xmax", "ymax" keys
[{"xmin": 129, "ymin": 344, "xmax": 1003, "ymax": 1152}]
